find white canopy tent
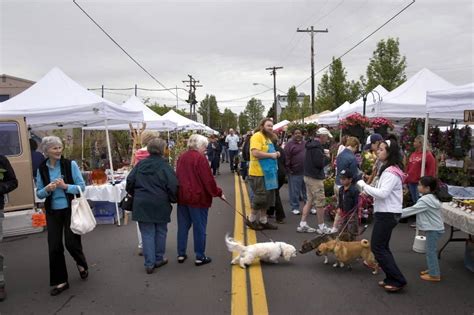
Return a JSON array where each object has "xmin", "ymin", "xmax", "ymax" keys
[
  {"xmin": 0, "ymin": 67, "xmax": 144, "ymax": 225},
  {"xmin": 0, "ymin": 67, "xmax": 143, "ymax": 129},
  {"xmin": 318, "ymin": 102, "xmax": 351, "ymax": 125},
  {"xmin": 161, "ymin": 110, "xmax": 207, "ymax": 131},
  {"xmin": 420, "ymin": 82, "xmax": 474, "ymax": 175},
  {"xmin": 339, "ymin": 85, "xmax": 389, "ymax": 118},
  {"xmin": 372, "ymin": 68, "xmax": 455, "ymax": 119},
  {"xmin": 83, "ymin": 95, "xmax": 177, "ymax": 131},
  {"xmin": 273, "ymin": 120, "xmax": 290, "ymax": 132}
]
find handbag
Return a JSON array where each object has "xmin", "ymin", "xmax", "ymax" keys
[
  {"xmin": 120, "ymin": 194, "xmax": 134, "ymax": 211},
  {"xmin": 70, "ymin": 186, "xmax": 97, "ymax": 235}
]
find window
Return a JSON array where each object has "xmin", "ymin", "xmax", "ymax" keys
[
  {"xmin": 0, "ymin": 95, "xmax": 10, "ymax": 102},
  {"xmin": 0, "ymin": 122, "xmax": 22, "ymax": 156}
]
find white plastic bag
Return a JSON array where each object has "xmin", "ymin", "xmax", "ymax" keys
[{"xmin": 70, "ymin": 186, "xmax": 96, "ymax": 235}]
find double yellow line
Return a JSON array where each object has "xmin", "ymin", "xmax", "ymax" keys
[{"xmin": 231, "ymin": 175, "xmax": 268, "ymax": 315}]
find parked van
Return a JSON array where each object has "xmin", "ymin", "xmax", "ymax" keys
[{"xmin": 0, "ymin": 117, "xmax": 42, "ymax": 236}]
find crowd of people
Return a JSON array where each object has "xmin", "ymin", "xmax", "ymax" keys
[{"xmin": 0, "ymin": 117, "xmax": 446, "ymax": 300}]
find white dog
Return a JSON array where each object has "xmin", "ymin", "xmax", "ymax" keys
[{"xmin": 225, "ymin": 234, "xmax": 297, "ymax": 269}]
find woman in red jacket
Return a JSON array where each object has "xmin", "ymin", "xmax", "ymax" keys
[
  {"xmin": 406, "ymin": 136, "xmax": 436, "ymax": 204},
  {"xmin": 176, "ymin": 134, "xmax": 225, "ymax": 266}
]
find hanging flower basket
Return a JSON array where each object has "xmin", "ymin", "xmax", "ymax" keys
[
  {"xmin": 370, "ymin": 117, "xmax": 394, "ymax": 137},
  {"xmin": 339, "ymin": 113, "xmax": 370, "ymax": 129}
]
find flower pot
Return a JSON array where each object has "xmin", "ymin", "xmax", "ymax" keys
[{"xmin": 374, "ymin": 125, "xmax": 388, "ymax": 137}]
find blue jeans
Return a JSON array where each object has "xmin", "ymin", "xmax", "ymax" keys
[
  {"xmin": 221, "ymin": 147, "xmax": 229, "ymax": 162},
  {"xmin": 425, "ymin": 230, "xmax": 444, "ymax": 277},
  {"xmin": 371, "ymin": 212, "xmax": 407, "ymax": 287},
  {"xmin": 138, "ymin": 222, "xmax": 168, "ymax": 268},
  {"xmin": 177, "ymin": 206, "xmax": 209, "ymax": 260},
  {"xmin": 288, "ymin": 174, "xmax": 306, "ymax": 210},
  {"xmin": 408, "ymin": 183, "xmax": 419, "ymax": 204}
]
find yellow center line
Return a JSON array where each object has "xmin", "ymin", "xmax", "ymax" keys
[
  {"xmin": 241, "ymin": 177, "xmax": 269, "ymax": 315},
  {"xmin": 231, "ymin": 174, "xmax": 248, "ymax": 315}
]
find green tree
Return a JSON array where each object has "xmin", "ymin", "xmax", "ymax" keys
[
  {"xmin": 280, "ymin": 86, "xmax": 301, "ymax": 121},
  {"xmin": 315, "ymin": 72, "xmax": 333, "ymax": 112},
  {"xmin": 347, "ymin": 78, "xmax": 364, "ymax": 103},
  {"xmin": 366, "ymin": 37, "xmax": 407, "ymax": 91},
  {"xmin": 198, "ymin": 94, "xmax": 221, "ymax": 129},
  {"xmin": 221, "ymin": 108, "xmax": 238, "ymax": 132},
  {"xmin": 302, "ymin": 95, "xmax": 312, "ymax": 118},
  {"xmin": 145, "ymin": 100, "xmax": 187, "ymax": 116},
  {"xmin": 238, "ymin": 112, "xmax": 250, "ymax": 134},
  {"xmin": 266, "ymin": 105, "xmax": 275, "ymax": 120},
  {"xmin": 244, "ymin": 98, "xmax": 265, "ymax": 130}
]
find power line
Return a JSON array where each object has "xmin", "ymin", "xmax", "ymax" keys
[
  {"xmin": 295, "ymin": 0, "xmax": 416, "ymax": 89},
  {"xmin": 219, "ymin": 88, "xmax": 273, "ymax": 103},
  {"xmin": 72, "ymin": 0, "xmax": 186, "ymax": 102}
]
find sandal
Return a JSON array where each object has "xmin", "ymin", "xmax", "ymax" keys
[
  {"xmin": 383, "ymin": 284, "xmax": 405, "ymax": 292},
  {"xmin": 177, "ymin": 255, "xmax": 187, "ymax": 264},
  {"xmin": 420, "ymin": 270, "xmax": 429, "ymax": 275},
  {"xmin": 378, "ymin": 281, "xmax": 386, "ymax": 287}
]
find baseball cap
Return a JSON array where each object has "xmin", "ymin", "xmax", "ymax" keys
[
  {"xmin": 339, "ymin": 169, "xmax": 353, "ymax": 179},
  {"xmin": 316, "ymin": 127, "xmax": 333, "ymax": 138},
  {"xmin": 364, "ymin": 133, "xmax": 383, "ymax": 150}
]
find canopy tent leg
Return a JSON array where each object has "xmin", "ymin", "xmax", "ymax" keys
[
  {"xmin": 81, "ymin": 128, "xmax": 85, "ymax": 171},
  {"xmin": 167, "ymin": 130, "xmax": 170, "ymax": 164},
  {"xmin": 421, "ymin": 113, "xmax": 429, "ymax": 177},
  {"xmin": 105, "ymin": 119, "xmax": 121, "ymax": 226}
]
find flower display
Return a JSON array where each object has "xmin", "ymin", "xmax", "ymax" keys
[
  {"xmin": 338, "ymin": 113, "xmax": 370, "ymax": 129},
  {"xmin": 370, "ymin": 117, "xmax": 394, "ymax": 130}
]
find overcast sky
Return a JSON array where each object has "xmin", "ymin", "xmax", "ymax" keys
[{"xmin": 1, "ymin": 0, "xmax": 473, "ymax": 114}]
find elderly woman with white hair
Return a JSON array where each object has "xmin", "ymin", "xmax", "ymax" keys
[
  {"xmin": 176, "ymin": 134, "xmax": 225, "ymax": 266},
  {"xmin": 36, "ymin": 136, "xmax": 88, "ymax": 296}
]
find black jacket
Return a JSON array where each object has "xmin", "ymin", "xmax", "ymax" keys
[
  {"xmin": 0, "ymin": 155, "xmax": 18, "ymax": 210},
  {"xmin": 207, "ymin": 142, "xmax": 222, "ymax": 162},
  {"xmin": 303, "ymin": 139, "xmax": 328, "ymax": 180},
  {"xmin": 276, "ymin": 144, "xmax": 287, "ymax": 187},
  {"xmin": 338, "ymin": 184, "xmax": 359, "ymax": 214}
]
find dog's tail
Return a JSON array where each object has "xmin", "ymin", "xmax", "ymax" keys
[
  {"xmin": 360, "ymin": 239, "xmax": 370, "ymax": 248},
  {"xmin": 225, "ymin": 233, "xmax": 246, "ymax": 253}
]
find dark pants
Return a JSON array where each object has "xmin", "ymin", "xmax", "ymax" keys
[
  {"xmin": 210, "ymin": 157, "xmax": 220, "ymax": 175},
  {"xmin": 46, "ymin": 208, "xmax": 88, "ymax": 286},
  {"xmin": 371, "ymin": 212, "xmax": 407, "ymax": 287},
  {"xmin": 177, "ymin": 205, "xmax": 209, "ymax": 260},
  {"xmin": 267, "ymin": 183, "xmax": 285, "ymax": 221},
  {"xmin": 229, "ymin": 150, "xmax": 239, "ymax": 171}
]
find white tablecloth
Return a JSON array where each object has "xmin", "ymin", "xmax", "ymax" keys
[
  {"xmin": 35, "ymin": 182, "xmax": 127, "ymax": 204},
  {"xmin": 84, "ymin": 182, "xmax": 127, "ymax": 203},
  {"xmin": 442, "ymin": 203, "xmax": 474, "ymax": 235}
]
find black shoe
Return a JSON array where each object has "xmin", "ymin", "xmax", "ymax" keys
[
  {"xmin": 177, "ymin": 255, "xmax": 188, "ymax": 264},
  {"xmin": 77, "ymin": 265, "xmax": 88, "ymax": 280},
  {"xmin": 146, "ymin": 267, "xmax": 155, "ymax": 274},
  {"xmin": 195, "ymin": 256, "xmax": 212, "ymax": 266},
  {"xmin": 50, "ymin": 283, "xmax": 70, "ymax": 296},
  {"xmin": 260, "ymin": 222, "xmax": 278, "ymax": 230},
  {"xmin": 155, "ymin": 258, "xmax": 168, "ymax": 268},
  {"xmin": 244, "ymin": 217, "xmax": 263, "ymax": 230},
  {"xmin": 0, "ymin": 287, "xmax": 6, "ymax": 302}
]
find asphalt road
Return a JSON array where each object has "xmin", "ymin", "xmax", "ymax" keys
[{"xmin": 1, "ymin": 165, "xmax": 473, "ymax": 315}]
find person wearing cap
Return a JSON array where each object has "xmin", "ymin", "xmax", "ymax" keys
[
  {"xmin": 330, "ymin": 168, "xmax": 359, "ymax": 238},
  {"xmin": 297, "ymin": 127, "xmax": 332, "ymax": 234}
]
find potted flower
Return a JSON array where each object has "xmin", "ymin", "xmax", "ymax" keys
[
  {"xmin": 370, "ymin": 117, "xmax": 394, "ymax": 137},
  {"xmin": 339, "ymin": 113, "xmax": 370, "ymax": 141}
]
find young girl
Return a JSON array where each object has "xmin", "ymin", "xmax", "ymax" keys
[{"xmin": 401, "ymin": 176, "xmax": 444, "ymax": 282}]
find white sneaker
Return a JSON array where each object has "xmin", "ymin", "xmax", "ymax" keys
[
  {"xmin": 297, "ymin": 224, "xmax": 317, "ymax": 233},
  {"xmin": 328, "ymin": 227, "xmax": 338, "ymax": 234},
  {"xmin": 291, "ymin": 209, "xmax": 301, "ymax": 215},
  {"xmin": 316, "ymin": 225, "xmax": 331, "ymax": 234},
  {"xmin": 310, "ymin": 208, "xmax": 317, "ymax": 215}
]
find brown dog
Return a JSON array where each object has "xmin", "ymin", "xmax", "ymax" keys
[{"xmin": 316, "ymin": 239, "xmax": 379, "ymax": 274}]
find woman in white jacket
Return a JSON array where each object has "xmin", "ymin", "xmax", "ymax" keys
[{"xmin": 358, "ymin": 140, "xmax": 407, "ymax": 292}]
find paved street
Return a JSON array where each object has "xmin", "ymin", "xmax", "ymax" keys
[{"xmin": 1, "ymin": 167, "xmax": 473, "ymax": 315}]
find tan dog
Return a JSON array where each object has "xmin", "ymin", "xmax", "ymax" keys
[{"xmin": 316, "ymin": 239, "xmax": 379, "ymax": 274}]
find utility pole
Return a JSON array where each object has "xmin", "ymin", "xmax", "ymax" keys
[
  {"xmin": 297, "ymin": 26, "xmax": 328, "ymax": 114},
  {"xmin": 265, "ymin": 66, "xmax": 283, "ymax": 123},
  {"xmin": 134, "ymin": 84, "xmax": 138, "ymax": 96},
  {"xmin": 175, "ymin": 86, "xmax": 179, "ymax": 111},
  {"xmin": 182, "ymin": 75, "xmax": 202, "ymax": 121}
]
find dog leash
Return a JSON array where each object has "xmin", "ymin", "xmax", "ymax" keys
[{"xmin": 221, "ymin": 198, "xmax": 275, "ymax": 242}]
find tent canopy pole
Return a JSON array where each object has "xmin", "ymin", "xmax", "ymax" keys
[
  {"xmin": 421, "ymin": 113, "xmax": 429, "ymax": 177},
  {"xmin": 105, "ymin": 119, "xmax": 121, "ymax": 226}
]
